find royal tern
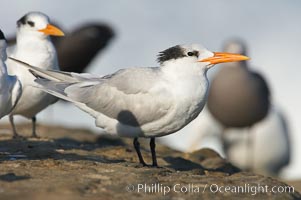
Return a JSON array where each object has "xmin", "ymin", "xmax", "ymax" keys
[
  {"xmin": 10, "ymin": 44, "xmax": 249, "ymax": 166},
  {"xmin": 160, "ymin": 40, "xmax": 290, "ymax": 176},
  {"xmin": 6, "ymin": 12, "xmax": 64, "ymax": 138},
  {"xmin": 0, "ymin": 30, "xmax": 22, "ymax": 119}
]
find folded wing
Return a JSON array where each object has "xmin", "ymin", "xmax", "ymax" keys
[{"xmin": 10, "ymin": 58, "xmax": 173, "ymax": 127}]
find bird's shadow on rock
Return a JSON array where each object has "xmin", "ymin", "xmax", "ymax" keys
[
  {"xmin": 163, "ymin": 156, "xmax": 205, "ymax": 172},
  {"xmin": 0, "ymin": 173, "xmax": 30, "ymax": 182},
  {"xmin": 0, "ymin": 136, "xmax": 126, "ymax": 164}
]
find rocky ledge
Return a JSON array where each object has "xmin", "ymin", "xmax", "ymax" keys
[{"xmin": 0, "ymin": 123, "xmax": 300, "ymax": 200}]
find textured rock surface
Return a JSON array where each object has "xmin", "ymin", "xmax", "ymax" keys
[{"xmin": 0, "ymin": 123, "xmax": 299, "ymax": 200}]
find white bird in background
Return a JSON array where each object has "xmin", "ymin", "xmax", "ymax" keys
[
  {"xmin": 207, "ymin": 40, "xmax": 291, "ymax": 176},
  {"xmin": 223, "ymin": 106, "xmax": 291, "ymax": 176},
  {"xmin": 158, "ymin": 107, "xmax": 225, "ymax": 155},
  {"xmin": 0, "ymin": 30, "xmax": 22, "ymax": 119},
  {"xmin": 9, "ymin": 44, "xmax": 249, "ymax": 166},
  {"xmin": 6, "ymin": 12, "xmax": 64, "ymax": 138}
]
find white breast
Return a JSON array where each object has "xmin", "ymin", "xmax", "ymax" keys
[
  {"xmin": 6, "ymin": 37, "xmax": 58, "ymax": 117},
  {"xmin": 145, "ymin": 73, "xmax": 209, "ymax": 137}
]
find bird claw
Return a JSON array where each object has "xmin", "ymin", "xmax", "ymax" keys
[
  {"xmin": 12, "ymin": 134, "xmax": 26, "ymax": 140},
  {"xmin": 135, "ymin": 163, "xmax": 160, "ymax": 168},
  {"xmin": 30, "ymin": 133, "xmax": 40, "ymax": 139}
]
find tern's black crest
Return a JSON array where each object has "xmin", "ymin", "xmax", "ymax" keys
[
  {"xmin": 157, "ymin": 45, "xmax": 186, "ymax": 64},
  {"xmin": 17, "ymin": 15, "xmax": 27, "ymax": 27},
  {"xmin": 17, "ymin": 14, "xmax": 35, "ymax": 28},
  {"xmin": 0, "ymin": 29, "xmax": 5, "ymax": 41}
]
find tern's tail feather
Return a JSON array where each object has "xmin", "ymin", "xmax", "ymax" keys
[
  {"xmin": 8, "ymin": 57, "xmax": 102, "ymax": 82},
  {"xmin": 33, "ymin": 78, "xmax": 100, "ymax": 118},
  {"xmin": 8, "ymin": 57, "xmax": 101, "ymax": 118}
]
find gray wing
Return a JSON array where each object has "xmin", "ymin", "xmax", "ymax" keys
[
  {"xmin": 65, "ymin": 67, "xmax": 173, "ymax": 126},
  {"xmin": 15, "ymin": 55, "xmax": 174, "ymax": 127}
]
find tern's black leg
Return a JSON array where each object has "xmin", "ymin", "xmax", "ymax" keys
[
  {"xmin": 31, "ymin": 116, "xmax": 39, "ymax": 138},
  {"xmin": 9, "ymin": 114, "xmax": 20, "ymax": 138},
  {"xmin": 133, "ymin": 138, "xmax": 147, "ymax": 166},
  {"xmin": 150, "ymin": 137, "xmax": 158, "ymax": 167}
]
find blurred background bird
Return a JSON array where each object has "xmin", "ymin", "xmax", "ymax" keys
[
  {"xmin": 207, "ymin": 39, "xmax": 270, "ymax": 129},
  {"xmin": 54, "ymin": 23, "xmax": 115, "ymax": 73},
  {"xmin": 208, "ymin": 39, "xmax": 290, "ymax": 176},
  {"xmin": 6, "ymin": 11, "xmax": 64, "ymax": 138},
  {"xmin": 223, "ymin": 105, "xmax": 290, "ymax": 176},
  {"xmin": 206, "ymin": 39, "xmax": 270, "ymax": 172}
]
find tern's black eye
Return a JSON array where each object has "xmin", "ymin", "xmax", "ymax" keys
[
  {"xmin": 27, "ymin": 21, "xmax": 35, "ymax": 27},
  {"xmin": 187, "ymin": 52, "xmax": 194, "ymax": 56}
]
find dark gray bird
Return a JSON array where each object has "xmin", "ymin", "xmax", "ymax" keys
[
  {"xmin": 54, "ymin": 23, "xmax": 114, "ymax": 73},
  {"xmin": 207, "ymin": 39, "xmax": 271, "ymax": 171},
  {"xmin": 7, "ymin": 22, "xmax": 115, "ymax": 73},
  {"xmin": 207, "ymin": 39, "xmax": 270, "ymax": 128}
]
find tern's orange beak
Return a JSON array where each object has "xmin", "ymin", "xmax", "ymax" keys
[
  {"xmin": 38, "ymin": 24, "xmax": 64, "ymax": 36},
  {"xmin": 199, "ymin": 52, "xmax": 249, "ymax": 64}
]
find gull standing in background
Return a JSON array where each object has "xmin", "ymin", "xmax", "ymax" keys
[
  {"xmin": 223, "ymin": 106, "xmax": 291, "ymax": 176},
  {"xmin": 6, "ymin": 12, "xmax": 64, "ymax": 138},
  {"xmin": 207, "ymin": 39, "xmax": 270, "ymax": 171},
  {"xmin": 207, "ymin": 40, "xmax": 270, "ymax": 128},
  {"xmin": 10, "ymin": 44, "xmax": 249, "ymax": 166},
  {"xmin": 0, "ymin": 30, "xmax": 22, "ymax": 119}
]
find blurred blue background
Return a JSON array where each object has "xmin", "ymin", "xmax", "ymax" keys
[{"xmin": 0, "ymin": 0, "xmax": 300, "ymax": 179}]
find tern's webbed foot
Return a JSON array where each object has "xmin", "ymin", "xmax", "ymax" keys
[
  {"xmin": 12, "ymin": 134, "xmax": 26, "ymax": 140},
  {"xmin": 30, "ymin": 132, "xmax": 40, "ymax": 139},
  {"xmin": 135, "ymin": 163, "xmax": 160, "ymax": 168}
]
